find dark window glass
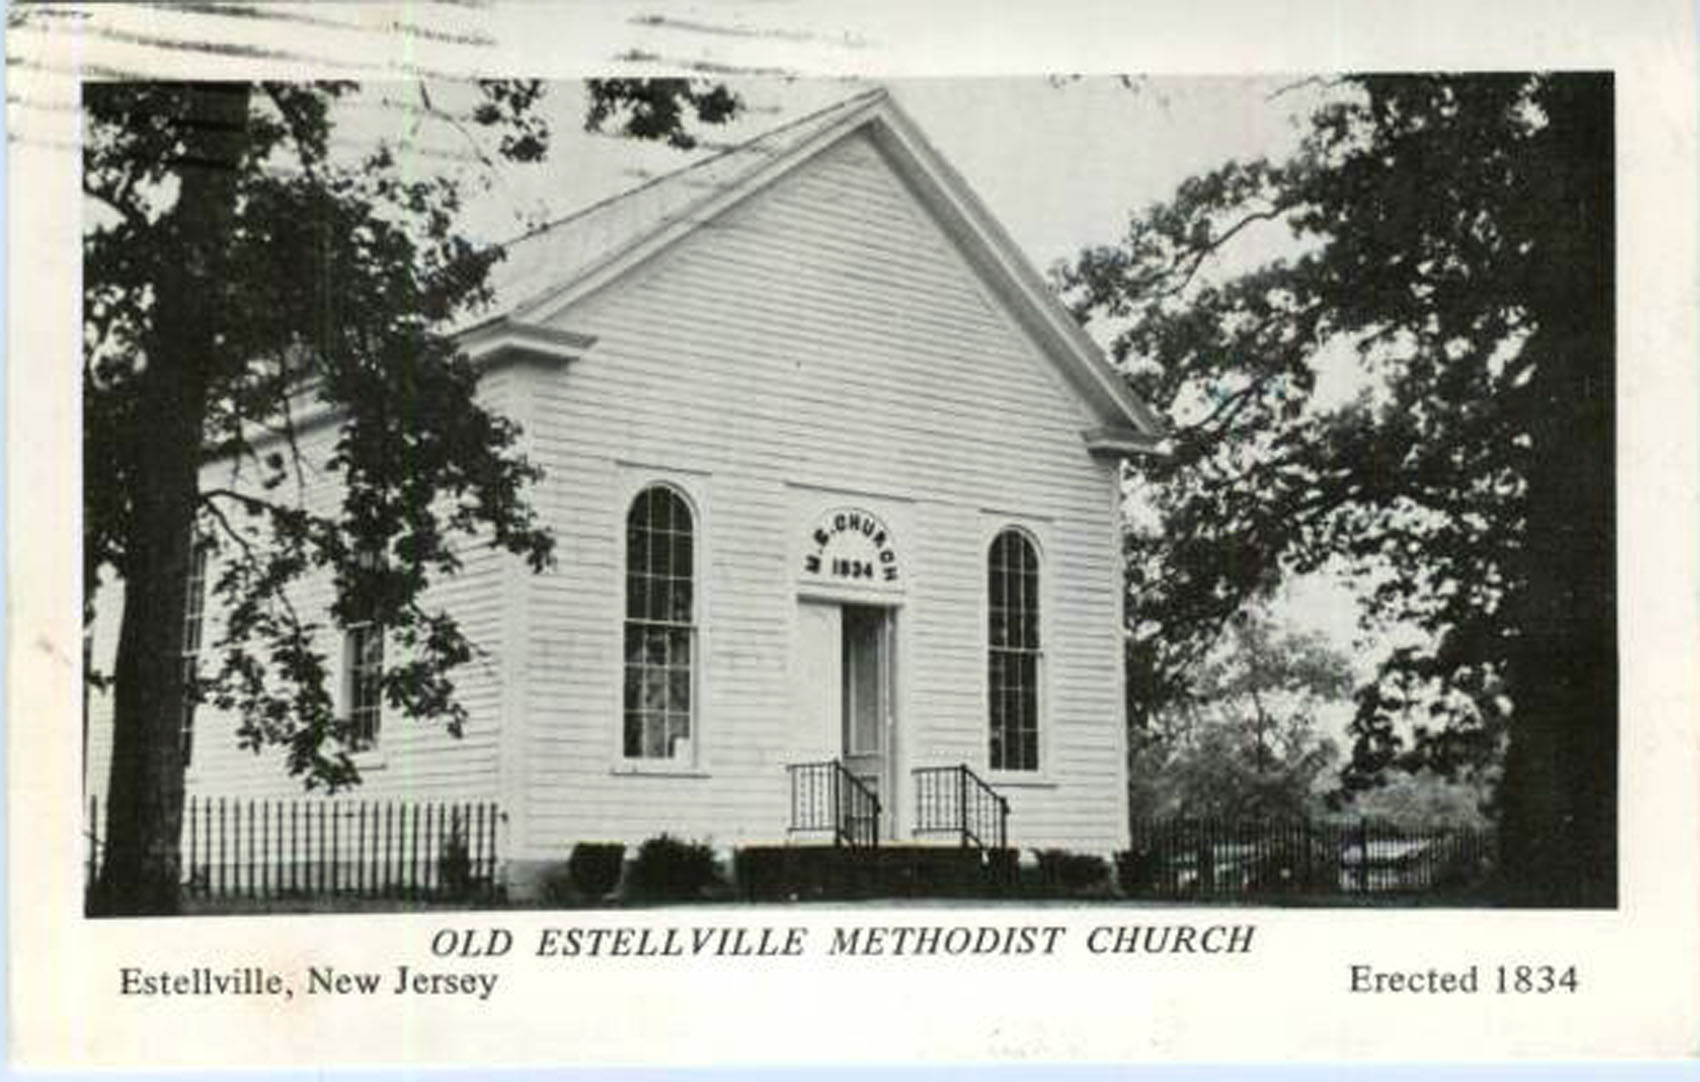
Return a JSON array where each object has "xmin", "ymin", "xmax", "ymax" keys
[
  {"xmin": 347, "ymin": 621, "xmax": 384, "ymax": 749},
  {"xmin": 346, "ymin": 550, "xmax": 386, "ymax": 751},
  {"xmin": 988, "ymin": 530, "xmax": 1041, "ymax": 771},
  {"xmin": 623, "ymin": 486, "xmax": 695, "ymax": 759}
]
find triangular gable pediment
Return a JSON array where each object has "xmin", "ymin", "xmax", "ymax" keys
[{"xmin": 468, "ymin": 89, "xmax": 1164, "ymax": 451}]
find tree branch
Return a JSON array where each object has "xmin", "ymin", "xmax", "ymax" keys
[{"xmin": 82, "ymin": 177, "xmax": 147, "ymax": 231}]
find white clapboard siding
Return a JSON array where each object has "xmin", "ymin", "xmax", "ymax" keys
[
  {"xmin": 84, "ymin": 368, "xmax": 519, "ymax": 813},
  {"xmin": 510, "ymin": 132, "xmax": 1129, "ymax": 855}
]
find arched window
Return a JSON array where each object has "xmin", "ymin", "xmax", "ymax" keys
[
  {"xmin": 988, "ymin": 529, "xmax": 1041, "ymax": 772},
  {"xmin": 623, "ymin": 485, "xmax": 696, "ymax": 760}
]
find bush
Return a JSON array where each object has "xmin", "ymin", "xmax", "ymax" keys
[
  {"xmin": 1032, "ymin": 849, "xmax": 1110, "ymax": 895},
  {"xmin": 629, "ymin": 835, "xmax": 719, "ymax": 902},
  {"xmin": 1115, "ymin": 847, "xmax": 1158, "ymax": 895},
  {"xmin": 567, "ymin": 842, "xmax": 627, "ymax": 900}
]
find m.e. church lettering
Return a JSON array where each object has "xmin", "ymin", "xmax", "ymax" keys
[{"xmin": 803, "ymin": 508, "xmax": 900, "ymax": 584}]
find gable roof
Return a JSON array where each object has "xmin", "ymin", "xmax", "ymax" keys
[{"xmin": 461, "ymin": 87, "xmax": 1165, "ymax": 452}]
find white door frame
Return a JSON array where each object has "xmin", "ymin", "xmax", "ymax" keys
[{"xmin": 791, "ymin": 591, "xmax": 906, "ymax": 838}]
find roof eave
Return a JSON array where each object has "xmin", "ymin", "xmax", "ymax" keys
[
  {"xmin": 1082, "ymin": 426, "xmax": 1168, "ymax": 459},
  {"xmin": 457, "ymin": 317, "xmax": 598, "ymax": 368}
]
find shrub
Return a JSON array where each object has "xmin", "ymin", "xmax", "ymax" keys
[
  {"xmin": 1032, "ymin": 849, "xmax": 1110, "ymax": 895},
  {"xmin": 629, "ymin": 834, "xmax": 719, "ymax": 902},
  {"xmin": 1115, "ymin": 846, "xmax": 1158, "ymax": 895},
  {"xmin": 568, "ymin": 842, "xmax": 627, "ymax": 900}
]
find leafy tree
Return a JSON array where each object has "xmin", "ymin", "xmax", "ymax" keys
[
  {"xmin": 1342, "ymin": 768, "xmax": 1494, "ymax": 831},
  {"xmin": 84, "ymin": 79, "xmax": 741, "ymax": 916},
  {"xmin": 1061, "ymin": 74, "xmax": 1614, "ymax": 905},
  {"xmin": 1128, "ymin": 611, "xmax": 1348, "ymax": 822}
]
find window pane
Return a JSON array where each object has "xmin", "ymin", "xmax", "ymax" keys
[
  {"xmin": 668, "ymin": 668, "xmax": 691, "ymax": 713},
  {"xmin": 624, "ymin": 713, "xmax": 644, "ymax": 758},
  {"xmin": 360, "ymin": 627, "xmax": 384, "ymax": 670},
  {"xmin": 651, "ymin": 487, "xmax": 672, "ymax": 533},
  {"xmin": 671, "ymin": 532, "xmax": 693, "ymax": 579},
  {"xmin": 647, "ymin": 573, "xmax": 668, "ymax": 621},
  {"xmin": 643, "ymin": 713, "xmax": 667, "ymax": 758},
  {"xmin": 643, "ymin": 667, "xmax": 668, "ymax": 713},
  {"xmin": 668, "ymin": 628, "xmax": 691, "ymax": 667},
  {"xmin": 623, "ymin": 665, "xmax": 641, "ymax": 712},
  {"xmin": 669, "ymin": 579, "xmax": 693, "ymax": 623}
]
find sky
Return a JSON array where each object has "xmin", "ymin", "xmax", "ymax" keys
[{"xmin": 424, "ymin": 76, "xmax": 1330, "ymax": 274}]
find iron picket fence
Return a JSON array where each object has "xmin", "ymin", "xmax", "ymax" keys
[
  {"xmin": 1122, "ymin": 816, "xmax": 1496, "ymax": 899},
  {"xmin": 87, "ymin": 793, "xmax": 502, "ymax": 903}
]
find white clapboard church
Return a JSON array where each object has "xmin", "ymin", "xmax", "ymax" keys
[{"xmin": 85, "ymin": 88, "xmax": 1164, "ymax": 896}]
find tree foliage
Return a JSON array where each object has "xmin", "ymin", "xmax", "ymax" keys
[
  {"xmin": 1343, "ymin": 768, "xmax": 1494, "ymax": 831},
  {"xmin": 1062, "ymin": 74, "xmax": 1614, "ymax": 903},
  {"xmin": 584, "ymin": 78, "xmax": 743, "ymax": 149},
  {"xmin": 84, "ymin": 78, "xmax": 741, "ymax": 913},
  {"xmin": 1129, "ymin": 611, "xmax": 1348, "ymax": 822}
]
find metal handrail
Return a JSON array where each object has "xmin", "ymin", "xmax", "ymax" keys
[
  {"xmin": 912, "ymin": 764, "xmax": 1009, "ymax": 854},
  {"xmin": 786, "ymin": 760, "xmax": 881, "ymax": 848}
]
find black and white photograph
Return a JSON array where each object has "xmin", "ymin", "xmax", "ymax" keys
[
  {"xmin": 9, "ymin": 0, "xmax": 1698, "ymax": 1068},
  {"xmin": 76, "ymin": 70, "xmax": 1615, "ymax": 916}
]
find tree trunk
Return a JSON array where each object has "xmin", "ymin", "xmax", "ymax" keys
[
  {"xmin": 90, "ymin": 83, "xmax": 250, "ymax": 916},
  {"xmin": 1497, "ymin": 75, "xmax": 1617, "ymax": 908}
]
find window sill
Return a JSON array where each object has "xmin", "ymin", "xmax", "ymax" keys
[
  {"xmin": 985, "ymin": 773, "xmax": 1057, "ymax": 790},
  {"xmin": 610, "ymin": 763, "xmax": 711, "ymax": 779}
]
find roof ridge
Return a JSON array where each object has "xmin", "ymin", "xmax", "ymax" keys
[{"xmin": 495, "ymin": 85, "xmax": 887, "ymax": 252}]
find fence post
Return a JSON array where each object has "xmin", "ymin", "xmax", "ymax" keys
[
  {"xmin": 410, "ymin": 804, "xmax": 421, "ymax": 894},
  {"xmin": 356, "ymin": 803, "xmax": 366, "ymax": 897},
  {"xmin": 217, "ymin": 797, "xmax": 227, "ymax": 895},
  {"xmin": 473, "ymin": 802, "xmax": 486, "ymax": 893},
  {"xmin": 1357, "ymin": 817, "xmax": 1370, "ymax": 893}
]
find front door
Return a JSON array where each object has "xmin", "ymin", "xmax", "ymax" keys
[
  {"xmin": 792, "ymin": 601, "xmax": 895, "ymax": 838},
  {"xmin": 840, "ymin": 605, "xmax": 893, "ymax": 828}
]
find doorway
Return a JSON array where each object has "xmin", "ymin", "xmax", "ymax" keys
[{"xmin": 793, "ymin": 600, "xmax": 896, "ymax": 837}]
